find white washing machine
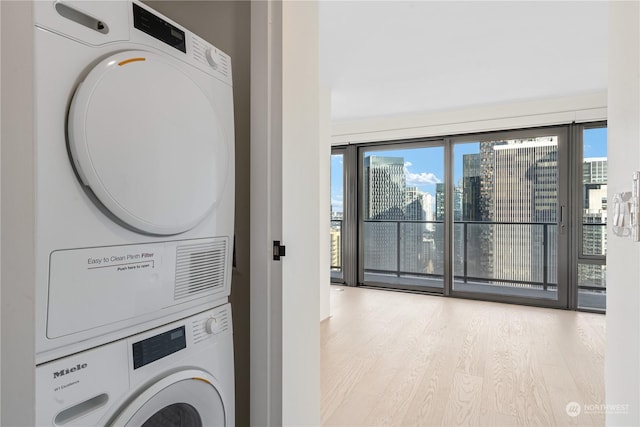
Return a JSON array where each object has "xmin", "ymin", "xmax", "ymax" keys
[
  {"xmin": 33, "ymin": 0, "xmax": 235, "ymax": 363},
  {"xmin": 36, "ymin": 304, "xmax": 234, "ymax": 426}
]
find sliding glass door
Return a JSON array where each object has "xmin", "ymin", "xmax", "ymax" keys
[
  {"xmin": 450, "ymin": 128, "xmax": 569, "ymax": 307},
  {"xmin": 330, "ymin": 150, "xmax": 345, "ymax": 282},
  {"xmin": 359, "ymin": 142, "xmax": 446, "ymax": 292},
  {"xmin": 337, "ymin": 123, "xmax": 603, "ymax": 310}
]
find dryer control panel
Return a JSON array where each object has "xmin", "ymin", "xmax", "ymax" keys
[
  {"xmin": 34, "ymin": 1, "xmax": 232, "ymax": 85},
  {"xmin": 132, "ymin": 3, "xmax": 185, "ymax": 53},
  {"xmin": 130, "ymin": 1, "xmax": 232, "ymax": 83}
]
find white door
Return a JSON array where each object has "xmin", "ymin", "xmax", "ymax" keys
[{"xmin": 250, "ymin": 1, "xmax": 321, "ymax": 426}]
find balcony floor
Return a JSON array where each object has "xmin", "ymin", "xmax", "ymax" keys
[{"xmin": 357, "ymin": 272, "xmax": 605, "ymax": 311}]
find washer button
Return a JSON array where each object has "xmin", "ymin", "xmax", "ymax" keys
[{"xmin": 205, "ymin": 317, "xmax": 219, "ymax": 334}]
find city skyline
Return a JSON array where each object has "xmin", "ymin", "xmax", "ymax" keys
[{"xmin": 330, "ymin": 128, "xmax": 607, "ymax": 215}]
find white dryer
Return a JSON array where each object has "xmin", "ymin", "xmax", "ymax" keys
[
  {"xmin": 33, "ymin": 1, "xmax": 235, "ymax": 363},
  {"xmin": 36, "ymin": 304, "xmax": 234, "ymax": 426}
]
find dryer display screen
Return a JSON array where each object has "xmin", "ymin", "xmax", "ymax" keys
[
  {"xmin": 133, "ymin": 3, "xmax": 186, "ymax": 53},
  {"xmin": 133, "ymin": 326, "xmax": 186, "ymax": 369}
]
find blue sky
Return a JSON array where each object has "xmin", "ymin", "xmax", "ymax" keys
[
  {"xmin": 584, "ymin": 127, "xmax": 608, "ymax": 158},
  {"xmin": 331, "ymin": 128, "xmax": 607, "ymax": 213},
  {"xmin": 330, "ymin": 154, "xmax": 344, "ymax": 212}
]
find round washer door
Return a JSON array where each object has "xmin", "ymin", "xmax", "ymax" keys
[
  {"xmin": 109, "ymin": 370, "xmax": 226, "ymax": 426},
  {"xmin": 68, "ymin": 50, "xmax": 229, "ymax": 235}
]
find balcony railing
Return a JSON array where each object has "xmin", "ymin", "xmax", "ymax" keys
[
  {"xmin": 350, "ymin": 219, "xmax": 607, "ymax": 292},
  {"xmin": 579, "ymin": 221, "xmax": 607, "ymax": 292},
  {"xmin": 330, "ymin": 219, "xmax": 343, "ymax": 272}
]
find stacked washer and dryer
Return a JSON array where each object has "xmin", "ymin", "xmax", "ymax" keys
[{"xmin": 33, "ymin": 1, "xmax": 235, "ymax": 425}]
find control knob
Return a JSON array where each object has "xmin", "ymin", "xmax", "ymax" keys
[
  {"xmin": 205, "ymin": 48, "xmax": 219, "ymax": 70},
  {"xmin": 205, "ymin": 317, "xmax": 222, "ymax": 335}
]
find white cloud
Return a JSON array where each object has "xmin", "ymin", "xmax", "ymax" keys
[
  {"xmin": 404, "ymin": 164, "xmax": 441, "ymax": 186},
  {"xmin": 331, "ymin": 198, "xmax": 343, "ymax": 209}
]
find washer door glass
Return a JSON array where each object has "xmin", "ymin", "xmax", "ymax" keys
[
  {"xmin": 142, "ymin": 403, "xmax": 202, "ymax": 427},
  {"xmin": 115, "ymin": 376, "xmax": 225, "ymax": 427},
  {"xmin": 68, "ymin": 50, "xmax": 229, "ymax": 235}
]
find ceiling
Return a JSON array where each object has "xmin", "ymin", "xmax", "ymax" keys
[{"xmin": 319, "ymin": 1, "xmax": 609, "ymax": 122}]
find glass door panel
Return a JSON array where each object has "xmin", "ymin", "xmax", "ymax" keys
[
  {"xmin": 360, "ymin": 144, "xmax": 445, "ymax": 292},
  {"xmin": 578, "ymin": 126, "xmax": 607, "ymax": 311},
  {"xmin": 452, "ymin": 131, "xmax": 567, "ymax": 306},
  {"xmin": 330, "ymin": 152, "xmax": 344, "ymax": 282}
]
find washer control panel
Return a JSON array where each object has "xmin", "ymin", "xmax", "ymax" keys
[{"xmin": 132, "ymin": 326, "xmax": 186, "ymax": 370}]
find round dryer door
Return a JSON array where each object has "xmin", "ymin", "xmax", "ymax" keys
[
  {"xmin": 109, "ymin": 371, "xmax": 226, "ymax": 426},
  {"xmin": 68, "ymin": 50, "xmax": 229, "ymax": 235}
]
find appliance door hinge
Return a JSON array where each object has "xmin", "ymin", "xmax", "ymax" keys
[{"xmin": 273, "ymin": 241, "xmax": 286, "ymax": 261}]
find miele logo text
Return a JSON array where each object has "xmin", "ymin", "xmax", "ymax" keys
[{"xmin": 53, "ymin": 363, "xmax": 87, "ymax": 379}]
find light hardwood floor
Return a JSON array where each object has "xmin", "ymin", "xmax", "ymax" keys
[{"xmin": 321, "ymin": 286, "xmax": 605, "ymax": 427}]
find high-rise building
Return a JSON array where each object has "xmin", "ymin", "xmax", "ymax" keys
[
  {"xmin": 459, "ymin": 153, "xmax": 484, "ymax": 279},
  {"xmin": 363, "ymin": 156, "xmax": 407, "ymax": 273},
  {"xmin": 455, "ymin": 138, "xmax": 560, "ymax": 285},
  {"xmin": 330, "ymin": 226, "xmax": 342, "ymax": 271},
  {"xmin": 434, "ymin": 183, "xmax": 462, "ymax": 275},
  {"xmin": 330, "ymin": 211, "xmax": 344, "ymax": 271},
  {"xmin": 491, "ymin": 138, "xmax": 558, "ymax": 285},
  {"xmin": 457, "ymin": 139, "xmax": 607, "ymax": 291},
  {"xmin": 583, "ymin": 157, "xmax": 608, "ymax": 184},
  {"xmin": 363, "ymin": 156, "xmax": 428, "ymax": 275},
  {"xmin": 580, "ymin": 158, "xmax": 608, "ymax": 288},
  {"xmin": 404, "ymin": 187, "xmax": 426, "ymax": 221},
  {"xmin": 363, "ymin": 156, "xmax": 405, "ymax": 221},
  {"xmin": 403, "ymin": 187, "xmax": 427, "ymax": 273},
  {"xmin": 423, "ymin": 192, "xmax": 435, "ymax": 222},
  {"xmin": 435, "ymin": 183, "xmax": 444, "ymax": 221},
  {"xmin": 435, "ymin": 183, "xmax": 463, "ymax": 221},
  {"xmin": 462, "ymin": 153, "xmax": 482, "ymax": 221}
]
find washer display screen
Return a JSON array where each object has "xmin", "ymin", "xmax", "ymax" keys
[{"xmin": 133, "ymin": 326, "xmax": 186, "ymax": 369}]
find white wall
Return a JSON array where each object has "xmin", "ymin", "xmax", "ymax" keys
[
  {"xmin": 0, "ymin": 1, "xmax": 3, "ymax": 421},
  {"xmin": 332, "ymin": 92, "xmax": 607, "ymax": 144},
  {"xmin": 0, "ymin": 2, "xmax": 36, "ymax": 425},
  {"xmin": 606, "ymin": 1, "xmax": 640, "ymax": 425},
  {"xmin": 282, "ymin": 1, "xmax": 321, "ymax": 424},
  {"xmin": 319, "ymin": 86, "xmax": 331, "ymax": 322}
]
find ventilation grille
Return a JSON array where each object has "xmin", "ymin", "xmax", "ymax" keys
[
  {"xmin": 174, "ymin": 240, "xmax": 226, "ymax": 301},
  {"xmin": 192, "ymin": 308, "xmax": 230, "ymax": 344}
]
